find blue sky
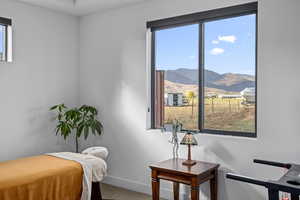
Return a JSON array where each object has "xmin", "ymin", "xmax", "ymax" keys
[
  {"xmin": 0, "ymin": 25, "xmax": 3, "ymax": 53},
  {"xmin": 155, "ymin": 14, "xmax": 256, "ymax": 75}
]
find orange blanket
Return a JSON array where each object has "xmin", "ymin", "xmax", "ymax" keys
[{"xmin": 0, "ymin": 155, "xmax": 83, "ymax": 200}]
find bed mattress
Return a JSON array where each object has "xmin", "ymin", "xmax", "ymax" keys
[{"xmin": 0, "ymin": 155, "xmax": 83, "ymax": 200}]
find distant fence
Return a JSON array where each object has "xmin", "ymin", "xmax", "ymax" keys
[
  {"xmin": 204, "ymin": 97, "xmax": 246, "ymax": 113},
  {"xmin": 165, "ymin": 96, "xmax": 254, "ymax": 113}
]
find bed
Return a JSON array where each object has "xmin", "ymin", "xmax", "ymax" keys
[{"xmin": 0, "ymin": 155, "xmax": 103, "ymax": 200}]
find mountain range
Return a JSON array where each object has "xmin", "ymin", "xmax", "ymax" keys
[{"xmin": 164, "ymin": 68, "xmax": 255, "ymax": 92}]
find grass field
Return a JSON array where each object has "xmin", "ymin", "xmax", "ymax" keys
[{"xmin": 164, "ymin": 97, "xmax": 255, "ymax": 133}]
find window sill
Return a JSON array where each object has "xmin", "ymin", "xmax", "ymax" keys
[{"xmin": 146, "ymin": 128, "xmax": 257, "ymax": 139}]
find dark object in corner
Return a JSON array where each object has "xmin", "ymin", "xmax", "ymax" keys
[
  {"xmin": 92, "ymin": 182, "xmax": 102, "ymax": 200},
  {"xmin": 226, "ymin": 159, "xmax": 300, "ymax": 200},
  {"xmin": 0, "ymin": 17, "xmax": 11, "ymax": 26}
]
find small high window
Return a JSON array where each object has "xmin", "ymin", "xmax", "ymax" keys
[
  {"xmin": 147, "ymin": 2, "xmax": 257, "ymax": 137},
  {"xmin": 0, "ymin": 17, "xmax": 12, "ymax": 62}
]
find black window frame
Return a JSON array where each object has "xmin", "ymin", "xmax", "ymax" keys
[
  {"xmin": 147, "ymin": 2, "xmax": 258, "ymax": 138},
  {"xmin": 0, "ymin": 16, "xmax": 12, "ymax": 62}
]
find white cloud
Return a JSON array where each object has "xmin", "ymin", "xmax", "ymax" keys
[
  {"xmin": 240, "ymin": 70, "xmax": 255, "ymax": 75},
  {"xmin": 218, "ymin": 35, "xmax": 237, "ymax": 43},
  {"xmin": 189, "ymin": 55, "xmax": 196, "ymax": 59},
  {"xmin": 212, "ymin": 40, "xmax": 219, "ymax": 44},
  {"xmin": 210, "ymin": 48, "xmax": 224, "ymax": 55}
]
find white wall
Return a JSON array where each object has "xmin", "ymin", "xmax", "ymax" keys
[
  {"xmin": 0, "ymin": 0, "xmax": 79, "ymax": 160},
  {"xmin": 79, "ymin": 0, "xmax": 300, "ymax": 199}
]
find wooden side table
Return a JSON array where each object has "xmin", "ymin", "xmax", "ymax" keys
[{"xmin": 150, "ymin": 158, "xmax": 219, "ymax": 200}]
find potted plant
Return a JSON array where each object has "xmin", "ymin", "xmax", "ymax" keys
[{"xmin": 50, "ymin": 104, "xmax": 103, "ymax": 153}]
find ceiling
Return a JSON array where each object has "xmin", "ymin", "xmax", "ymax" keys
[{"xmin": 16, "ymin": 0, "xmax": 149, "ymax": 16}]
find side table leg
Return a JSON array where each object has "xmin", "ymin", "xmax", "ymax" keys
[
  {"xmin": 173, "ymin": 182, "xmax": 179, "ymax": 200},
  {"xmin": 268, "ymin": 188, "xmax": 279, "ymax": 200},
  {"xmin": 152, "ymin": 178, "xmax": 160, "ymax": 200},
  {"xmin": 291, "ymin": 193, "xmax": 299, "ymax": 200},
  {"xmin": 191, "ymin": 185, "xmax": 199, "ymax": 200},
  {"xmin": 210, "ymin": 169, "xmax": 218, "ymax": 200}
]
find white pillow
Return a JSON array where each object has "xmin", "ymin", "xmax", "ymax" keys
[{"xmin": 82, "ymin": 146, "xmax": 109, "ymax": 160}]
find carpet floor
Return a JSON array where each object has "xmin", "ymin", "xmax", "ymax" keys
[{"xmin": 101, "ymin": 184, "xmax": 165, "ymax": 200}]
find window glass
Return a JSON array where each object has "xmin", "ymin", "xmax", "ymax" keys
[
  {"xmin": 155, "ymin": 24, "xmax": 199, "ymax": 130},
  {"xmin": 0, "ymin": 25, "xmax": 5, "ymax": 61},
  {"xmin": 203, "ymin": 14, "xmax": 256, "ymax": 133}
]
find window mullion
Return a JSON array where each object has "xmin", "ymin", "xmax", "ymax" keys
[
  {"xmin": 4, "ymin": 25, "xmax": 7, "ymax": 61},
  {"xmin": 151, "ymin": 31, "xmax": 156, "ymax": 129},
  {"xmin": 198, "ymin": 22, "xmax": 205, "ymax": 132}
]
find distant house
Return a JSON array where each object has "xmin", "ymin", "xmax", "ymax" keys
[
  {"xmin": 205, "ymin": 94, "xmax": 218, "ymax": 98},
  {"xmin": 218, "ymin": 94, "xmax": 242, "ymax": 99},
  {"xmin": 240, "ymin": 87, "xmax": 255, "ymax": 103},
  {"xmin": 165, "ymin": 93, "xmax": 183, "ymax": 106}
]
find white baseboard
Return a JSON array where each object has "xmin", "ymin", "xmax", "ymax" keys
[{"xmin": 102, "ymin": 175, "xmax": 187, "ymax": 199}]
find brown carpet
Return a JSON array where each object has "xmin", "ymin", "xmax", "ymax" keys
[{"xmin": 101, "ymin": 184, "xmax": 165, "ymax": 200}]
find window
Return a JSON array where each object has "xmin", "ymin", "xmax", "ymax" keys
[
  {"xmin": 0, "ymin": 25, "xmax": 6, "ymax": 61},
  {"xmin": 147, "ymin": 2, "xmax": 257, "ymax": 137},
  {"xmin": 0, "ymin": 17, "xmax": 12, "ymax": 62}
]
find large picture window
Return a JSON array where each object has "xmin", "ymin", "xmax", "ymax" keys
[{"xmin": 147, "ymin": 2, "xmax": 257, "ymax": 137}]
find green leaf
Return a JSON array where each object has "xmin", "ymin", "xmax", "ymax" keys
[
  {"xmin": 55, "ymin": 127, "xmax": 60, "ymax": 136},
  {"xmin": 91, "ymin": 121, "xmax": 96, "ymax": 135},
  {"xmin": 77, "ymin": 123, "xmax": 84, "ymax": 138},
  {"xmin": 50, "ymin": 105, "xmax": 58, "ymax": 110},
  {"xmin": 94, "ymin": 120, "xmax": 103, "ymax": 135}
]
